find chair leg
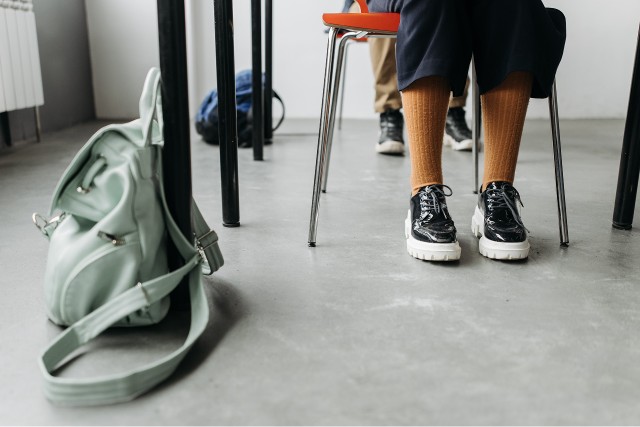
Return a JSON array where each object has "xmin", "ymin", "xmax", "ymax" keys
[
  {"xmin": 548, "ymin": 81, "xmax": 570, "ymax": 246},
  {"xmin": 337, "ymin": 42, "xmax": 350, "ymax": 131},
  {"xmin": 321, "ymin": 32, "xmax": 357, "ymax": 194},
  {"xmin": 34, "ymin": 106, "xmax": 42, "ymax": 143},
  {"xmin": 472, "ymin": 61, "xmax": 481, "ymax": 194},
  {"xmin": 309, "ymin": 27, "xmax": 340, "ymax": 246}
]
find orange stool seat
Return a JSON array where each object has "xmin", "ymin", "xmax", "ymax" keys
[{"xmin": 322, "ymin": 13, "xmax": 400, "ymax": 34}]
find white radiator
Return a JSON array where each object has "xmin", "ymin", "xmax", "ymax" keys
[{"xmin": 0, "ymin": 0, "xmax": 44, "ymax": 114}]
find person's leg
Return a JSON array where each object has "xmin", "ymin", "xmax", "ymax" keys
[
  {"xmin": 369, "ymin": 38, "xmax": 403, "ymax": 114},
  {"xmin": 369, "ymin": 0, "xmax": 470, "ymax": 261},
  {"xmin": 350, "ymin": 0, "xmax": 398, "ymax": 113},
  {"xmin": 470, "ymin": 0, "xmax": 566, "ymax": 260},
  {"xmin": 348, "ymin": 1, "xmax": 404, "ymax": 155},
  {"xmin": 444, "ymin": 77, "xmax": 473, "ymax": 151},
  {"xmin": 472, "ymin": 0, "xmax": 565, "ymax": 100},
  {"xmin": 403, "ymin": 76, "xmax": 450, "ymax": 195},
  {"xmin": 472, "ymin": 71, "xmax": 533, "ymax": 259},
  {"xmin": 449, "ymin": 77, "xmax": 469, "ymax": 109},
  {"xmin": 367, "ymin": 8, "xmax": 472, "ymax": 154},
  {"xmin": 369, "ymin": 37, "xmax": 405, "ymax": 155},
  {"xmin": 403, "ymin": 76, "xmax": 462, "ymax": 261},
  {"xmin": 481, "ymin": 71, "xmax": 533, "ymax": 189},
  {"xmin": 475, "ymin": 0, "xmax": 563, "ymax": 189}
]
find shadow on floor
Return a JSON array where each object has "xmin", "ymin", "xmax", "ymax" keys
[
  {"xmin": 154, "ymin": 276, "xmax": 245, "ymax": 393},
  {"xmin": 45, "ymin": 275, "xmax": 244, "ymax": 402}
]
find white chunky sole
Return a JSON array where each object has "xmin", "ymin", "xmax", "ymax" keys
[
  {"xmin": 471, "ymin": 206, "xmax": 530, "ymax": 260},
  {"xmin": 376, "ymin": 140, "xmax": 404, "ymax": 155},
  {"xmin": 443, "ymin": 133, "xmax": 473, "ymax": 151},
  {"xmin": 405, "ymin": 211, "xmax": 461, "ymax": 261}
]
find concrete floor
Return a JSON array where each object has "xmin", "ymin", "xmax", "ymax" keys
[{"xmin": 2, "ymin": 117, "xmax": 640, "ymax": 425}]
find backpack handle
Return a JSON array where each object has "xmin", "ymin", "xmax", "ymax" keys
[{"xmin": 139, "ymin": 68, "xmax": 164, "ymax": 147}]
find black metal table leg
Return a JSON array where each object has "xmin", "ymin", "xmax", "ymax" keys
[
  {"xmin": 214, "ymin": 0, "xmax": 240, "ymax": 227},
  {"xmin": 251, "ymin": 0, "xmax": 264, "ymax": 160},
  {"xmin": 156, "ymin": 0, "xmax": 193, "ymax": 306},
  {"xmin": 613, "ymin": 25, "xmax": 640, "ymax": 230},
  {"xmin": 264, "ymin": 0, "xmax": 273, "ymax": 143},
  {"xmin": 0, "ymin": 112, "xmax": 11, "ymax": 147},
  {"xmin": 34, "ymin": 107, "xmax": 42, "ymax": 142}
]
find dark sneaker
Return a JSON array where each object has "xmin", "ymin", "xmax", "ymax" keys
[
  {"xmin": 405, "ymin": 185, "xmax": 461, "ymax": 261},
  {"xmin": 376, "ymin": 109, "xmax": 405, "ymax": 155},
  {"xmin": 443, "ymin": 107, "xmax": 473, "ymax": 151},
  {"xmin": 471, "ymin": 181, "xmax": 530, "ymax": 260}
]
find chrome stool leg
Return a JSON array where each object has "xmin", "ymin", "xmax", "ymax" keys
[
  {"xmin": 472, "ymin": 62, "xmax": 481, "ymax": 194},
  {"xmin": 309, "ymin": 27, "xmax": 340, "ymax": 246},
  {"xmin": 34, "ymin": 106, "xmax": 42, "ymax": 142},
  {"xmin": 322, "ymin": 32, "xmax": 357, "ymax": 193},
  {"xmin": 337, "ymin": 41, "xmax": 350, "ymax": 131},
  {"xmin": 549, "ymin": 81, "xmax": 569, "ymax": 246}
]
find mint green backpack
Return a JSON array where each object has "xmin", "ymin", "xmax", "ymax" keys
[{"xmin": 32, "ymin": 68, "xmax": 223, "ymax": 406}]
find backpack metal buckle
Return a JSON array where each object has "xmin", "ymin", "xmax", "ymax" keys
[{"xmin": 32, "ymin": 212, "xmax": 66, "ymax": 236}]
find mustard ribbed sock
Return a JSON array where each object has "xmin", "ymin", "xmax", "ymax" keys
[
  {"xmin": 481, "ymin": 72, "xmax": 533, "ymax": 190},
  {"xmin": 402, "ymin": 76, "xmax": 451, "ymax": 196}
]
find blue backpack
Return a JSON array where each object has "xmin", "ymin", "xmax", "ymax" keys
[{"xmin": 196, "ymin": 70, "xmax": 284, "ymax": 147}]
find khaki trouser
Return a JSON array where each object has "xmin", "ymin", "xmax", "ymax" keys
[
  {"xmin": 368, "ymin": 38, "xmax": 470, "ymax": 112},
  {"xmin": 368, "ymin": 37, "xmax": 403, "ymax": 112},
  {"xmin": 347, "ymin": 3, "xmax": 468, "ymax": 113}
]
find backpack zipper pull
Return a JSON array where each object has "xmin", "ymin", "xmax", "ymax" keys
[{"xmin": 97, "ymin": 231, "xmax": 125, "ymax": 246}]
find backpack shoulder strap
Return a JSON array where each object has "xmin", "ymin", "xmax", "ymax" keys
[
  {"xmin": 39, "ymin": 162, "xmax": 221, "ymax": 407},
  {"xmin": 39, "ymin": 252, "xmax": 205, "ymax": 405},
  {"xmin": 192, "ymin": 198, "xmax": 224, "ymax": 275},
  {"xmin": 39, "ymin": 171, "xmax": 208, "ymax": 404},
  {"xmin": 271, "ymin": 90, "xmax": 286, "ymax": 132}
]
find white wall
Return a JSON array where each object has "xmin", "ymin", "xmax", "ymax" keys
[
  {"xmin": 529, "ymin": 0, "xmax": 640, "ymax": 119},
  {"xmin": 85, "ymin": 0, "xmax": 159, "ymax": 119},
  {"xmin": 85, "ymin": 0, "xmax": 217, "ymax": 120},
  {"xmin": 86, "ymin": 0, "xmax": 640, "ymax": 120},
  {"xmin": 185, "ymin": 0, "xmax": 216, "ymax": 120}
]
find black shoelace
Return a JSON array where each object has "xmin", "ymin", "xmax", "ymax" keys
[
  {"xmin": 485, "ymin": 185, "xmax": 529, "ymax": 232},
  {"xmin": 419, "ymin": 185, "xmax": 453, "ymax": 220}
]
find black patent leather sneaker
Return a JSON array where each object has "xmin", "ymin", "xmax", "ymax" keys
[
  {"xmin": 376, "ymin": 109, "xmax": 405, "ymax": 155},
  {"xmin": 471, "ymin": 181, "xmax": 530, "ymax": 260},
  {"xmin": 405, "ymin": 185, "xmax": 461, "ymax": 261},
  {"xmin": 444, "ymin": 107, "xmax": 473, "ymax": 151}
]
